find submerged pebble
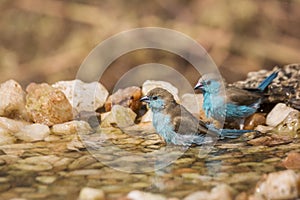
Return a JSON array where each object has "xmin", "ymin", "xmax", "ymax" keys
[
  {"xmin": 78, "ymin": 187, "xmax": 105, "ymax": 200},
  {"xmin": 127, "ymin": 190, "xmax": 167, "ymax": 200},
  {"xmin": 183, "ymin": 184, "xmax": 234, "ymax": 200},
  {"xmin": 282, "ymin": 152, "xmax": 300, "ymax": 170}
]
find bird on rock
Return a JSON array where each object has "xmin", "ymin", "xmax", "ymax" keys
[
  {"xmin": 140, "ymin": 87, "xmax": 252, "ymax": 145},
  {"xmin": 194, "ymin": 70, "xmax": 279, "ymax": 129}
]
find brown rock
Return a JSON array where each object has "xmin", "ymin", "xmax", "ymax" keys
[
  {"xmin": 25, "ymin": 83, "xmax": 73, "ymax": 126},
  {"xmin": 244, "ymin": 113, "xmax": 266, "ymax": 130},
  {"xmin": 105, "ymin": 86, "xmax": 142, "ymax": 113},
  {"xmin": 283, "ymin": 152, "xmax": 300, "ymax": 170}
]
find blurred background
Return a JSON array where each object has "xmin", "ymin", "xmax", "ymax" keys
[{"xmin": 0, "ymin": 0, "xmax": 299, "ymax": 91}]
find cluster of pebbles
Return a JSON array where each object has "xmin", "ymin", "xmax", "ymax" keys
[{"xmin": 0, "ymin": 64, "xmax": 299, "ymax": 199}]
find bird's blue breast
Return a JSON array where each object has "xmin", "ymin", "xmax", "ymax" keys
[{"xmin": 152, "ymin": 112, "xmax": 175, "ymax": 143}]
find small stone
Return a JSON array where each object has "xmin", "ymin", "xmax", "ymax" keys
[
  {"xmin": 0, "ymin": 117, "xmax": 29, "ymax": 133},
  {"xmin": 51, "ymin": 120, "xmax": 92, "ymax": 136},
  {"xmin": 26, "ymin": 83, "xmax": 73, "ymax": 126},
  {"xmin": 0, "ymin": 127, "xmax": 16, "ymax": 145},
  {"xmin": 67, "ymin": 135, "xmax": 85, "ymax": 151},
  {"xmin": 14, "ymin": 162, "xmax": 52, "ymax": 171},
  {"xmin": 35, "ymin": 176, "xmax": 57, "ymax": 184},
  {"xmin": 254, "ymin": 170, "xmax": 299, "ymax": 200},
  {"xmin": 127, "ymin": 190, "xmax": 166, "ymax": 200},
  {"xmin": 105, "ymin": 86, "xmax": 142, "ymax": 113},
  {"xmin": 273, "ymin": 111, "xmax": 300, "ymax": 136},
  {"xmin": 78, "ymin": 187, "xmax": 105, "ymax": 200},
  {"xmin": 0, "ymin": 79, "xmax": 28, "ymax": 119},
  {"xmin": 255, "ymin": 125, "xmax": 273, "ymax": 133},
  {"xmin": 181, "ymin": 93, "xmax": 203, "ymax": 116},
  {"xmin": 183, "ymin": 184, "xmax": 234, "ymax": 200},
  {"xmin": 75, "ymin": 111, "xmax": 101, "ymax": 128},
  {"xmin": 142, "ymin": 80, "xmax": 179, "ymax": 101},
  {"xmin": 283, "ymin": 152, "xmax": 300, "ymax": 170},
  {"xmin": 68, "ymin": 155, "xmax": 97, "ymax": 170},
  {"xmin": 244, "ymin": 113, "xmax": 266, "ymax": 130},
  {"xmin": 266, "ymin": 103, "xmax": 298, "ymax": 127},
  {"xmin": 101, "ymin": 105, "xmax": 136, "ymax": 128},
  {"xmin": 52, "ymin": 79, "xmax": 108, "ymax": 112},
  {"xmin": 140, "ymin": 110, "xmax": 152, "ymax": 123},
  {"xmin": 15, "ymin": 124, "xmax": 50, "ymax": 142}
]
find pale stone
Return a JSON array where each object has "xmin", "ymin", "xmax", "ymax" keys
[
  {"xmin": 181, "ymin": 93, "xmax": 203, "ymax": 116},
  {"xmin": 15, "ymin": 124, "xmax": 50, "ymax": 142},
  {"xmin": 254, "ymin": 170, "xmax": 299, "ymax": 200},
  {"xmin": 142, "ymin": 80, "xmax": 179, "ymax": 102},
  {"xmin": 140, "ymin": 110, "xmax": 153, "ymax": 122},
  {"xmin": 0, "ymin": 127, "xmax": 16, "ymax": 145},
  {"xmin": 0, "ymin": 117, "xmax": 30, "ymax": 133},
  {"xmin": 266, "ymin": 103, "xmax": 298, "ymax": 127},
  {"xmin": 0, "ymin": 79, "xmax": 28, "ymax": 119},
  {"xmin": 127, "ymin": 190, "xmax": 166, "ymax": 200},
  {"xmin": 101, "ymin": 105, "xmax": 136, "ymax": 128},
  {"xmin": 78, "ymin": 187, "xmax": 105, "ymax": 200},
  {"xmin": 52, "ymin": 79, "xmax": 108, "ymax": 112},
  {"xmin": 26, "ymin": 83, "xmax": 73, "ymax": 126},
  {"xmin": 51, "ymin": 120, "xmax": 92, "ymax": 136},
  {"xmin": 35, "ymin": 176, "xmax": 57, "ymax": 184},
  {"xmin": 255, "ymin": 125, "xmax": 273, "ymax": 133},
  {"xmin": 184, "ymin": 184, "xmax": 234, "ymax": 200}
]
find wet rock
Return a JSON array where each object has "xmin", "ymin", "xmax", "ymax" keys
[
  {"xmin": 75, "ymin": 111, "xmax": 101, "ymax": 129},
  {"xmin": 0, "ymin": 117, "xmax": 29, "ymax": 133},
  {"xmin": 67, "ymin": 135, "xmax": 85, "ymax": 151},
  {"xmin": 266, "ymin": 103, "xmax": 298, "ymax": 127},
  {"xmin": 0, "ymin": 79, "xmax": 28, "ymax": 119},
  {"xmin": 51, "ymin": 120, "xmax": 92, "ymax": 136},
  {"xmin": 255, "ymin": 125, "xmax": 273, "ymax": 133},
  {"xmin": 183, "ymin": 184, "xmax": 234, "ymax": 200},
  {"xmin": 52, "ymin": 79, "xmax": 108, "ymax": 112},
  {"xmin": 26, "ymin": 83, "xmax": 73, "ymax": 126},
  {"xmin": 15, "ymin": 124, "xmax": 50, "ymax": 142},
  {"xmin": 283, "ymin": 152, "xmax": 300, "ymax": 170},
  {"xmin": 68, "ymin": 155, "xmax": 97, "ymax": 170},
  {"xmin": 105, "ymin": 86, "xmax": 142, "ymax": 113},
  {"xmin": 244, "ymin": 113, "xmax": 266, "ymax": 130},
  {"xmin": 101, "ymin": 105, "xmax": 136, "ymax": 128},
  {"xmin": 142, "ymin": 80, "xmax": 179, "ymax": 101},
  {"xmin": 78, "ymin": 187, "xmax": 105, "ymax": 200},
  {"xmin": 254, "ymin": 170, "xmax": 300, "ymax": 200},
  {"xmin": 273, "ymin": 110, "xmax": 300, "ymax": 136},
  {"xmin": 181, "ymin": 93, "xmax": 203, "ymax": 117},
  {"xmin": 0, "ymin": 127, "xmax": 16, "ymax": 145},
  {"xmin": 127, "ymin": 190, "xmax": 166, "ymax": 200}
]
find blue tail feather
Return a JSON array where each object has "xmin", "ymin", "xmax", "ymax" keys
[
  {"xmin": 257, "ymin": 70, "xmax": 279, "ymax": 91},
  {"xmin": 206, "ymin": 124, "xmax": 255, "ymax": 139}
]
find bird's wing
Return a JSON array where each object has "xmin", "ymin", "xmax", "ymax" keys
[
  {"xmin": 226, "ymin": 87, "xmax": 262, "ymax": 106},
  {"xmin": 171, "ymin": 105, "xmax": 208, "ymax": 135}
]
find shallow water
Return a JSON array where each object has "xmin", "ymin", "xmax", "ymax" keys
[{"xmin": 0, "ymin": 124, "xmax": 299, "ymax": 199}]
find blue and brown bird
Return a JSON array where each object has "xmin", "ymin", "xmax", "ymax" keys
[
  {"xmin": 140, "ymin": 88, "xmax": 251, "ymax": 145},
  {"xmin": 194, "ymin": 70, "xmax": 279, "ymax": 129}
]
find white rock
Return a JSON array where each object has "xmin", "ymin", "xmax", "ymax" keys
[
  {"xmin": 0, "ymin": 127, "xmax": 16, "ymax": 145},
  {"xmin": 127, "ymin": 190, "xmax": 166, "ymax": 200},
  {"xmin": 0, "ymin": 79, "xmax": 28, "ymax": 119},
  {"xmin": 184, "ymin": 184, "xmax": 233, "ymax": 200},
  {"xmin": 255, "ymin": 125, "xmax": 273, "ymax": 133},
  {"xmin": 254, "ymin": 170, "xmax": 299, "ymax": 200},
  {"xmin": 0, "ymin": 117, "xmax": 30, "ymax": 133},
  {"xmin": 142, "ymin": 80, "xmax": 179, "ymax": 102},
  {"xmin": 181, "ymin": 93, "xmax": 203, "ymax": 115},
  {"xmin": 101, "ymin": 105, "xmax": 136, "ymax": 128},
  {"xmin": 78, "ymin": 187, "xmax": 105, "ymax": 200},
  {"xmin": 51, "ymin": 120, "xmax": 92, "ymax": 136},
  {"xmin": 140, "ymin": 110, "xmax": 153, "ymax": 123},
  {"xmin": 52, "ymin": 79, "xmax": 109, "ymax": 112},
  {"xmin": 266, "ymin": 103, "xmax": 298, "ymax": 127},
  {"xmin": 15, "ymin": 124, "xmax": 50, "ymax": 142}
]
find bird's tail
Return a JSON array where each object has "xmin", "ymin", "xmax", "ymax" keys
[
  {"xmin": 257, "ymin": 70, "xmax": 279, "ymax": 91},
  {"xmin": 206, "ymin": 124, "xmax": 254, "ymax": 139}
]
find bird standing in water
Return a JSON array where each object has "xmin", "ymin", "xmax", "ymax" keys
[
  {"xmin": 140, "ymin": 88, "xmax": 251, "ymax": 145},
  {"xmin": 194, "ymin": 70, "xmax": 279, "ymax": 129}
]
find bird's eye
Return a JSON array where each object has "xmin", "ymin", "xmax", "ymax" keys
[
  {"xmin": 207, "ymin": 80, "xmax": 211, "ymax": 85},
  {"xmin": 153, "ymin": 96, "xmax": 158, "ymax": 100}
]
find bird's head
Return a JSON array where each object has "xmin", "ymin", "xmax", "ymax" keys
[
  {"xmin": 140, "ymin": 87, "xmax": 175, "ymax": 112},
  {"xmin": 194, "ymin": 73, "xmax": 222, "ymax": 94}
]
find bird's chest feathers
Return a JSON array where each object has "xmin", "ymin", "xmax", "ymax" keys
[
  {"xmin": 152, "ymin": 111, "xmax": 174, "ymax": 141},
  {"xmin": 203, "ymin": 92, "xmax": 226, "ymax": 120}
]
